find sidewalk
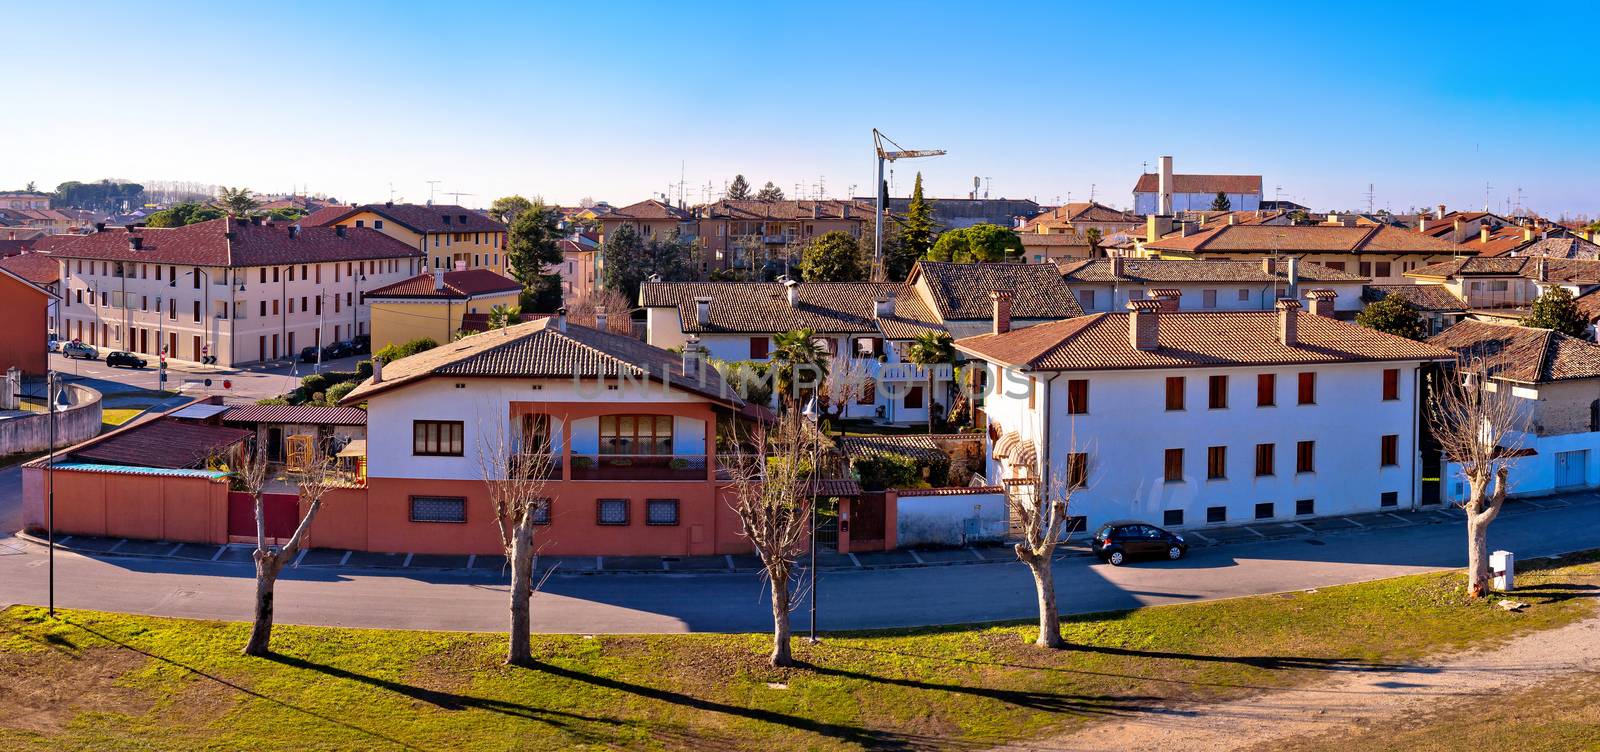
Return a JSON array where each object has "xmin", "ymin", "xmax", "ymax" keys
[{"xmin": 19, "ymin": 494, "xmax": 1590, "ymax": 577}]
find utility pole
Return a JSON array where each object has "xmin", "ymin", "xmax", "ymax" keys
[{"xmin": 871, "ymin": 129, "xmax": 945, "ymax": 281}]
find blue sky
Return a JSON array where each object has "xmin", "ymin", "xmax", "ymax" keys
[{"xmin": 7, "ymin": 0, "xmax": 1598, "ymax": 217}]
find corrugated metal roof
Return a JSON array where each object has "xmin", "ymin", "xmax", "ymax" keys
[
  {"xmin": 49, "ymin": 463, "xmax": 228, "ymax": 479},
  {"xmin": 222, "ymin": 404, "xmax": 368, "ymax": 425},
  {"xmin": 170, "ymin": 403, "xmax": 232, "ymax": 420}
]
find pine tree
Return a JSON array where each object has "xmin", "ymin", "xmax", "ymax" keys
[
  {"xmin": 1525, "ymin": 284, "xmax": 1589, "ymax": 338},
  {"xmin": 506, "ymin": 202, "xmax": 564, "ymax": 287},
  {"xmin": 756, "ymin": 182, "xmax": 785, "ymax": 201},
  {"xmin": 900, "ymin": 173, "xmax": 936, "ymax": 260},
  {"xmin": 726, "ymin": 175, "xmax": 752, "ymax": 200},
  {"xmin": 1210, "ymin": 192, "xmax": 1231, "ymax": 211}
]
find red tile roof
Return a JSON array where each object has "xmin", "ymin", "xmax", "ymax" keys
[
  {"xmin": 602, "ymin": 199, "xmax": 693, "ymax": 221},
  {"xmin": 71, "ymin": 418, "xmax": 252, "ymax": 469},
  {"xmin": 1428, "ymin": 320, "xmax": 1600, "ymax": 383},
  {"xmin": 0, "ymin": 251, "xmax": 60, "ymax": 285},
  {"xmin": 1146, "ymin": 224, "xmax": 1475, "ymax": 255},
  {"xmin": 1133, "ymin": 173, "xmax": 1263, "ymax": 194},
  {"xmin": 1407, "ymin": 256, "xmax": 1600, "ymax": 284},
  {"xmin": 222, "ymin": 404, "xmax": 368, "ymax": 425},
  {"xmin": 700, "ymin": 199, "xmax": 874, "ymax": 222},
  {"xmin": 46, "ymin": 217, "xmax": 421, "ymax": 267},
  {"xmin": 305, "ymin": 203, "xmax": 505, "ymax": 234},
  {"xmin": 955, "ymin": 310, "xmax": 1453, "ymax": 372},
  {"xmin": 366, "ymin": 268, "xmax": 523, "ymax": 299}
]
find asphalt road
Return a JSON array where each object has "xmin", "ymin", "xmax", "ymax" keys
[
  {"xmin": 4, "ymin": 488, "xmax": 1598, "ymax": 634},
  {"xmin": 47, "ymin": 350, "xmax": 368, "ymax": 404}
]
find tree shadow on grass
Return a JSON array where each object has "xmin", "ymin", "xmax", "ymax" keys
[{"xmin": 800, "ymin": 662, "xmax": 1177, "ymax": 717}]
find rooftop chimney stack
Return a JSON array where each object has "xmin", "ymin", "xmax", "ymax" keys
[
  {"xmin": 1436, "ymin": 204, "xmax": 1447, "ymax": 220},
  {"xmin": 682, "ymin": 335, "xmax": 703, "ymax": 380},
  {"xmin": 1287, "ymin": 257, "xmax": 1300, "ymax": 298},
  {"xmin": 990, "ymin": 289, "xmax": 1014, "ymax": 335},
  {"xmin": 694, "ymin": 296, "xmax": 712, "ymax": 326},
  {"xmin": 1158, "ymin": 155, "xmax": 1174, "ymax": 215},
  {"xmin": 1480, "ymin": 225, "xmax": 1491, "ymax": 244},
  {"xmin": 1128, "ymin": 299, "xmax": 1161, "ymax": 351},
  {"xmin": 371, "ymin": 358, "xmax": 384, "ymax": 384},
  {"xmin": 782, "ymin": 276, "xmax": 800, "ymax": 307},
  {"xmin": 556, "ymin": 306, "xmax": 568, "ymax": 332},
  {"xmin": 433, "ymin": 268, "xmax": 445, "ymax": 291},
  {"xmin": 1537, "ymin": 256, "xmax": 1549, "ymax": 282},
  {"xmin": 874, "ymin": 291, "xmax": 896, "ymax": 319},
  {"xmin": 1152, "ymin": 288, "xmax": 1181, "ymax": 312},
  {"xmin": 1305, "ymin": 289, "xmax": 1337, "ymax": 317},
  {"xmin": 1276, "ymin": 298, "xmax": 1301, "ymax": 346},
  {"xmin": 594, "ymin": 305, "xmax": 608, "ymax": 332},
  {"xmin": 1262, "ymin": 257, "xmax": 1276, "ymax": 275},
  {"xmin": 1110, "ymin": 255, "xmax": 1125, "ymax": 278}
]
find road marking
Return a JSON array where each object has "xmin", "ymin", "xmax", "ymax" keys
[
  {"xmin": 1188, "ymin": 531, "xmax": 1215, "ymax": 544},
  {"xmin": 165, "ymin": 543, "xmax": 183, "ymax": 556},
  {"xmin": 969, "ymin": 547, "xmax": 985, "ymax": 560},
  {"xmin": 724, "ymin": 554, "xmax": 736, "ymax": 570},
  {"xmin": 1243, "ymin": 526, "xmax": 1267, "ymax": 538},
  {"xmin": 107, "ymin": 539, "xmax": 126, "ymax": 553},
  {"xmin": 1293, "ymin": 522, "xmax": 1316, "ymax": 533},
  {"xmin": 661, "ymin": 559, "xmax": 671, "ymax": 570},
  {"xmin": 57, "ymin": 536, "xmax": 73, "ymax": 545},
  {"xmin": 1343, "ymin": 516, "xmax": 1365, "ymax": 527},
  {"xmin": 847, "ymin": 553, "xmax": 862, "ymax": 568},
  {"xmin": 908, "ymin": 549, "xmax": 926, "ymax": 564},
  {"xmin": 465, "ymin": 554, "xmax": 475, "ymax": 569},
  {"xmin": 1386, "ymin": 513, "xmax": 1412, "ymax": 524},
  {"xmin": 293, "ymin": 548, "xmax": 309, "ymax": 568},
  {"xmin": 340, "ymin": 550, "xmax": 352, "ymax": 566},
  {"xmin": 210, "ymin": 546, "xmax": 226, "ymax": 562},
  {"xmin": 401, "ymin": 553, "xmax": 414, "ymax": 568}
]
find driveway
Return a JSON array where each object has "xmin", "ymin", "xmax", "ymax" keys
[
  {"xmin": 48, "ymin": 351, "xmax": 368, "ymax": 404},
  {"xmin": 4, "ymin": 489, "xmax": 1599, "ymax": 634}
]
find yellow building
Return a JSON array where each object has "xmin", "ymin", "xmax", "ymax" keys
[
  {"xmin": 306, "ymin": 203, "xmax": 510, "ymax": 275},
  {"xmin": 365, "ymin": 268, "xmax": 523, "ymax": 351}
]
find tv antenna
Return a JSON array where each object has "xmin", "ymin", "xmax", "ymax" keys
[
  {"xmin": 425, "ymin": 180, "xmax": 441, "ymax": 204},
  {"xmin": 442, "ymin": 191, "xmax": 476, "ymax": 206},
  {"xmin": 1364, "ymin": 183, "xmax": 1375, "ymax": 214}
]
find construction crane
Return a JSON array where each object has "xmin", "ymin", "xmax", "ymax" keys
[{"xmin": 872, "ymin": 129, "xmax": 945, "ymax": 280}]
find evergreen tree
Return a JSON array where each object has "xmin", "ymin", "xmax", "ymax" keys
[
  {"xmin": 726, "ymin": 174, "xmax": 753, "ymax": 200},
  {"xmin": 798, "ymin": 231, "xmax": 867, "ymax": 282},
  {"xmin": 489, "ymin": 195, "xmax": 534, "ymax": 223},
  {"xmin": 756, "ymin": 182, "xmax": 785, "ymax": 201},
  {"xmin": 900, "ymin": 173, "xmax": 936, "ymax": 260},
  {"xmin": 505, "ymin": 202, "xmax": 565, "ymax": 287},
  {"xmin": 601, "ymin": 224, "xmax": 695, "ymax": 302},
  {"xmin": 1210, "ymin": 192, "xmax": 1231, "ymax": 211},
  {"xmin": 217, "ymin": 186, "xmax": 259, "ymax": 216},
  {"xmin": 927, "ymin": 223, "xmax": 1023, "ymax": 263},
  {"xmin": 1355, "ymin": 294, "xmax": 1428, "ymax": 340},
  {"xmin": 143, "ymin": 202, "xmax": 224, "ymax": 227},
  {"xmin": 1525, "ymin": 284, "xmax": 1589, "ymax": 338}
]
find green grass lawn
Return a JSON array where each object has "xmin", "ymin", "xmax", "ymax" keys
[
  {"xmin": 2, "ymin": 557, "xmax": 1598, "ymax": 751},
  {"xmin": 100, "ymin": 408, "xmax": 145, "ymax": 430}
]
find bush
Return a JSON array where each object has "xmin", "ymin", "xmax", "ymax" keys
[
  {"xmin": 854, "ymin": 453, "xmax": 922, "ymax": 491},
  {"xmin": 375, "ymin": 337, "xmax": 438, "ymax": 364},
  {"xmin": 324, "ymin": 381, "xmax": 358, "ymax": 405},
  {"xmin": 301, "ymin": 373, "xmax": 329, "ymax": 395},
  {"xmin": 356, "ymin": 360, "xmax": 373, "ymax": 379},
  {"xmin": 256, "ymin": 397, "xmax": 289, "ymax": 405}
]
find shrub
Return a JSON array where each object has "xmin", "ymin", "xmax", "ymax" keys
[
  {"xmin": 356, "ymin": 360, "xmax": 373, "ymax": 379},
  {"xmin": 854, "ymin": 453, "xmax": 925, "ymax": 491},
  {"xmin": 375, "ymin": 337, "xmax": 438, "ymax": 364},
  {"xmin": 256, "ymin": 397, "xmax": 289, "ymax": 406},
  {"xmin": 324, "ymin": 381, "xmax": 358, "ymax": 405},
  {"xmin": 301, "ymin": 373, "xmax": 329, "ymax": 395}
]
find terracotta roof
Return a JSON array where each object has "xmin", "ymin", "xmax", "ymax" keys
[
  {"xmin": 71, "ymin": 418, "xmax": 251, "ymax": 469},
  {"xmin": 836, "ymin": 434, "xmax": 950, "ymax": 463},
  {"xmin": 1514, "ymin": 236, "xmax": 1600, "ymax": 260},
  {"xmin": 1146, "ymin": 224, "xmax": 1475, "ymax": 255},
  {"xmin": 700, "ymin": 199, "xmax": 873, "ymax": 222},
  {"xmin": 366, "ymin": 268, "xmax": 522, "ymax": 300},
  {"xmin": 0, "ymin": 238, "xmax": 33, "ymax": 257},
  {"xmin": 1578, "ymin": 290, "xmax": 1600, "ymax": 323},
  {"xmin": 298, "ymin": 205, "xmax": 353, "ymax": 227},
  {"xmin": 1019, "ymin": 233, "xmax": 1091, "ymax": 247},
  {"xmin": 804, "ymin": 478, "xmax": 863, "ymax": 497},
  {"xmin": 1417, "ymin": 211, "xmax": 1503, "ymax": 238},
  {"xmin": 1194, "ymin": 210, "xmax": 1288, "ymax": 228},
  {"xmin": 639, "ymin": 281, "xmax": 943, "ymax": 337},
  {"xmin": 1061, "ymin": 258, "xmax": 1366, "ymax": 284},
  {"xmin": 1361, "ymin": 284, "xmax": 1466, "ymax": 313},
  {"xmin": 221, "ymin": 404, "xmax": 368, "ymax": 425},
  {"xmin": 1133, "ymin": 173, "xmax": 1262, "ymax": 194},
  {"xmin": 908, "ymin": 262, "xmax": 1083, "ymax": 321},
  {"xmin": 0, "ymin": 251, "xmax": 60, "ymax": 285},
  {"xmin": 29, "ymin": 235, "xmax": 87, "ymax": 253},
  {"xmin": 896, "ymin": 485, "xmax": 1003, "ymax": 497},
  {"xmin": 955, "ymin": 310, "xmax": 1454, "ymax": 372},
  {"xmin": 46, "ymin": 217, "xmax": 421, "ymax": 267},
  {"xmin": 1428, "ymin": 320, "xmax": 1600, "ymax": 383},
  {"xmin": 1018, "ymin": 202, "xmax": 1140, "ymax": 232},
  {"xmin": 602, "ymin": 199, "xmax": 693, "ymax": 221},
  {"xmin": 306, "ymin": 203, "xmax": 505, "ymax": 234},
  {"xmin": 1407, "ymin": 256, "xmax": 1600, "ymax": 284},
  {"xmin": 342, "ymin": 317, "xmax": 741, "ymax": 406}
]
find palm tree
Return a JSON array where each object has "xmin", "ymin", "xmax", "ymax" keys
[
  {"xmin": 217, "ymin": 186, "xmax": 259, "ymax": 217},
  {"xmin": 487, "ymin": 303, "xmax": 521, "ymax": 330},
  {"xmin": 904, "ymin": 331, "xmax": 955, "ymax": 434},
  {"xmin": 770, "ymin": 328, "xmax": 829, "ymax": 411}
]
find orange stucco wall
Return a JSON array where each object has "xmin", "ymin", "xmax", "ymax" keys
[
  {"xmin": 0, "ymin": 271, "xmax": 48, "ymax": 374},
  {"xmin": 21, "ymin": 466, "xmax": 229, "ymax": 543}
]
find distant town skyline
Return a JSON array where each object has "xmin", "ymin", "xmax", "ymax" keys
[{"xmin": 7, "ymin": 0, "xmax": 1597, "ymax": 218}]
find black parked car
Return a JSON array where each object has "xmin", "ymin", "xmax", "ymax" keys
[
  {"xmin": 105, "ymin": 351, "xmax": 148, "ymax": 369},
  {"xmin": 323, "ymin": 340, "xmax": 355, "ymax": 359},
  {"xmin": 298, "ymin": 346, "xmax": 321, "ymax": 363},
  {"xmin": 350, "ymin": 334, "xmax": 371, "ymax": 354},
  {"xmin": 1091, "ymin": 521, "xmax": 1187, "ymax": 566}
]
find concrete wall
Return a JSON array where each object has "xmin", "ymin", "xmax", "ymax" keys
[
  {"xmin": 0, "ymin": 383, "xmax": 101, "ymax": 455},
  {"xmin": 895, "ymin": 489, "xmax": 1008, "ymax": 547},
  {"xmin": 20, "ymin": 465, "xmax": 229, "ymax": 542}
]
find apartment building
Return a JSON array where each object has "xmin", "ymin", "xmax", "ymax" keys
[
  {"xmin": 1142, "ymin": 223, "xmax": 1474, "ymax": 284},
  {"xmin": 599, "ymin": 198, "xmax": 876, "ymax": 274},
  {"xmin": 304, "ymin": 203, "xmax": 508, "ymax": 275},
  {"xmin": 1017, "ymin": 202, "xmax": 1141, "ymax": 236},
  {"xmin": 1060, "ymin": 257, "xmax": 1368, "ymax": 317},
  {"xmin": 52, "ymin": 217, "xmax": 421, "ymax": 366},
  {"xmin": 956, "ymin": 297, "xmax": 1454, "ymax": 529},
  {"xmin": 365, "ymin": 268, "xmax": 522, "ymax": 350}
]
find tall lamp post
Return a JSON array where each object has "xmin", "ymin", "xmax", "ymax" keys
[
  {"xmin": 802, "ymin": 399, "xmax": 819, "ymax": 643},
  {"xmin": 871, "ymin": 129, "xmax": 945, "ymax": 281},
  {"xmin": 46, "ymin": 372, "xmax": 67, "ymax": 618}
]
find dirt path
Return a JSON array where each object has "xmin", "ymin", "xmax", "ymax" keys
[{"xmin": 1000, "ymin": 612, "xmax": 1600, "ymax": 752}]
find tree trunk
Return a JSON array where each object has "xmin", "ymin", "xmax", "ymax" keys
[
  {"xmin": 506, "ymin": 517, "xmax": 535, "ymax": 666},
  {"xmin": 769, "ymin": 571, "xmax": 794, "ymax": 667},
  {"xmin": 926, "ymin": 374, "xmax": 935, "ymax": 435},
  {"xmin": 244, "ymin": 553, "xmax": 281, "ymax": 656},
  {"xmin": 1018, "ymin": 547, "xmax": 1065, "ymax": 648},
  {"xmin": 1466, "ymin": 509, "xmax": 1491, "ymax": 598}
]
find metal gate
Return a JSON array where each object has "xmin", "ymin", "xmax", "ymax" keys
[
  {"xmin": 228, "ymin": 492, "xmax": 299, "ymax": 539},
  {"xmin": 851, "ymin": 492, "xmax": 887, "ymax": 546}
]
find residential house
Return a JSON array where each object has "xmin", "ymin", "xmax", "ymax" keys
[
  {"xmin": 692, "ymin": 199, "xmax": 874, "ymax": 274},
  {"xmin": 1361, "ymin": 284, "xmax": 1468, "ymax": 335},
  {"xmin": 1429, "ymin": 320, "xmax": 1600, "ymax": 498},
  {"xmin": 554, "ymin": 238, "xmax": 598, "ymax": 301},
  {"xmin": 0, "ymin": 264, "xmax": 57, "ymax": 374},
  {"xmin": 365, "ymin": 268, "xmax": 523, "ymax": 351},
  {"xmin": 956, "ymin": 298, "xmax": 1455, "ymax": 530},
  {"xmin": 52, "ymin": 217, "xmax": 422, "ymax": 366},
  {"xmin": 1142, "ymin": 223, "xmax": 1474, "ymax": 284},
  {"xmin": 0, "ymin": 192, "xmax": 51, "ymax": 211},
  {"xmin": 303, "ymin": 203, "xmax": 508, "ymax": 276},
  {"xmin": 1133, "ymin": 156, "xmax": 1262, "ymax": 215},
  {"xmin": 1404, "ymin": 256, "xmax": 1600, "ymax": 329},
  {"xmin": 1017, "ymin": 202, "xmax": 1140, "ymax": 236},
  {"xmin": 1059, "ymin": 257, "xmax": 1368, "ymax": 317},
  {"xmin": 1020, "ymin": 233, "xmax": 1095, "ymax": 265},
  {"xmin": 218, "ymin": 403, "xmax": 367, "ymax": 467},
  {"xmin": 0, "ymin": 250, "xmax": 63, "ymax": 337}
]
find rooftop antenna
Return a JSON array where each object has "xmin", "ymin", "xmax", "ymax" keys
[
  {"xmin": 425, "ymin": 180, "xmax": 441, "ymax": 204},
  {"xmin": 1484, "ymin": 181, "xmax": 1493, "ymax": 212},
  {"xmin": 388, "ymin": 182, "xmax": 396, "ymax": 202},
  {"xmin": 984, "ymin": 177, "xmax": 992, "ymax": 199},
  {"xmin": 1087, "ymin": 182, "xmax": 1095, "ymax": 203},
  {"xmin": 1364, "ymin": 183, "xmax": 1375, "ymax": 214},
  {"xmin": 871, "ymin": 128, "xmax": 945, "ymax": 280},
  {"xmin": 442, "ymin": 191, "xmax": 476, "ymax": 206}
]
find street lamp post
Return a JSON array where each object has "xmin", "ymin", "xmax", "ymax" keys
[{"xmin": 802, "ymin": 400, "xmax": 819, "ymax": 643}]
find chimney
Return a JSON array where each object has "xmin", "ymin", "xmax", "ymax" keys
[
  {"xmin": 1277, "ymin": 298, "xmax": 1300, "ymax": 346},
  {"xmin": 1110, "ymin": 255, "xmax": 1125, "ymax": 278},
  {"xmin": 1286, "ymin": 257, "xmax": 1300, "ymax": 298},
  {"xmin": 128, "ymin": 236, "xmax": 143, "ymax": 251},
  {"xmin": 990, "ymin": 289, "xmax": 1014, "ymax": 335},
  {"xmin": 1305, "ymin": 289, "xmax": 1337, "ymax": 317},
  {"xmin": 1419, "ymin": 216, "xmax": 1429, "ymax": 232},
  {"xmin": 694, "ymin": 296, "xmax": 712, "ymax": 326},
  {"xmin": 1480, "ymin": 225, "xmax": 1491, "ymax": 244},
  {"xmin": 1537, "ymin": 256, "xmax": 1549, "ymax": 282},
  {"xmin": 874, "ymin": 291, "xmax": 896, "ymax": 319},
  {"xmin": 811, "ymin": 202, "xmax": 820, "ymax": 219},
  {"xmin": 1261, "ymin": 256, "xmax": 1275, "ymax": 275},
  {"xmin": 433, "ymin": 268, "xmax": 445, "ymax": 291},
  {"xmin": 595, "ymin": 305, "xmax": 608, "ymax": 331},
  {"xmin": 371, "ymin": 358, "xmax": 384, "ymax": 384},
  {"xmin": 682, "ymin": 335, "xmax": 702, "ymax": 378},
  {"xmin": 1436, "ymin": 204, "xmax": 1447, "ymax": 220},
  {"xmin": 1127, "ymin": 299, "xmax": 1161, "ymax": 351},
  {"xmin": 556, "ymin": 306, "xmax": 568, "ymax": 332},
  {"xmin": 94, "ymin": 222, "xmax": 105, "ymax": 232},
  {"xmin": 1158, "ymin": 155, "xmax": 1174, "ymax": 215},
  {"xmin": 1227, "ymin": 213, "xmax": 1237, "ymax": 225},
  {"xmin": 454, "ymin": 260, "xmax": 467, "ymax": 271},
  {"xmin": 1523, "ymin": 227, "xmax": 1535, "ymax": 242},
  {"xmin": 1152, "ymin": 288, "xmax": 1181, "ymax": 312},
  {"xmin": 288, "ymin": 225, "xmax": 300, "ymax": 240},
  {"xmin": 782, "ymin": 276, "xmax": 800, "ymax": 307},
  {"xmin": 336, "ymin": 226, "xmax": 347, "ymax": 238},
  {"xmin": 385, "ymin": 200, "xmax": 394, "ymax": 208},
  {"xmin": 840, "ymin": 204, "xmax": 850, "ymax": 219}
]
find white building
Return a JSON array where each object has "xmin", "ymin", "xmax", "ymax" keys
[
  {"xmin": 1060, "ymin": 257, "xmax": 1368, "ymax": 317},
  {"xmin": 52, "ymin": 216, "xmax": 422, "ymax": 366},
  {"xmin": 956, "ymin": 298, "xmax": 1454, "ymax": 532},
  {"xmin": 1132, "ymin": 156, "xmax": 1262, "ymax": 215}
]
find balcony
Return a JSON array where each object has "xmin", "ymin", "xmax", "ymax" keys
[
  {"xmin": 569, "ymin": 454, "xmax": 707, "ymax": 481},
  {"xmin": 875, "ymin": 362, "xmax": 954, "ymax": 382}
]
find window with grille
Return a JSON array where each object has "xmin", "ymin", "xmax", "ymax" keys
[
  {"xmin": 646, "ymin": 499, "xmax": 680, "ymax": 526},
  {"xmin": 597, "ymin": 498, "xmax": 629, "ymax": 525},
  {"xmin": 413, "ymin": 420, "xmax": 464, "ymax": 456},
  {"xmin": 410, "ymin": 496, "xmax": 466, "ymax": 523}
]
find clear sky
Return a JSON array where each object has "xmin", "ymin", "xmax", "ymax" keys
[{"xmin": 7, "ymin": 0, "xmax": 1597, "ymax": 218}]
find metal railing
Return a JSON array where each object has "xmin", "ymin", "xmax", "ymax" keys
[{"xmin": 569, "ymin": 454, "xmax": 708, "ymax": 481}]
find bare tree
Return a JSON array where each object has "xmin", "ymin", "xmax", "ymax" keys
[
  {"xmin": 477, "ymin": 415, "xmax": 557, "ymax": 666},
  {"xmin": 1426, "ymin": 363, "xmax": 1528, "ymax": 597},
  {"xmin": 816, "ymin": 352, "xmax": 873, "ymax": 423},
  {"xmin": 725, "ymin": 417, "xmax": 823, "ymax": 667},
  {"xmin": 565, "ymin": 287, "xmax": 634, "ymax": 335},
  {"xmin": 1010, "ymin": 472, "xmax": 1079, "ymax": 649},
  {"xmin": 244, "ymin": 444, "xmax": 340, "ymax": 656}
]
